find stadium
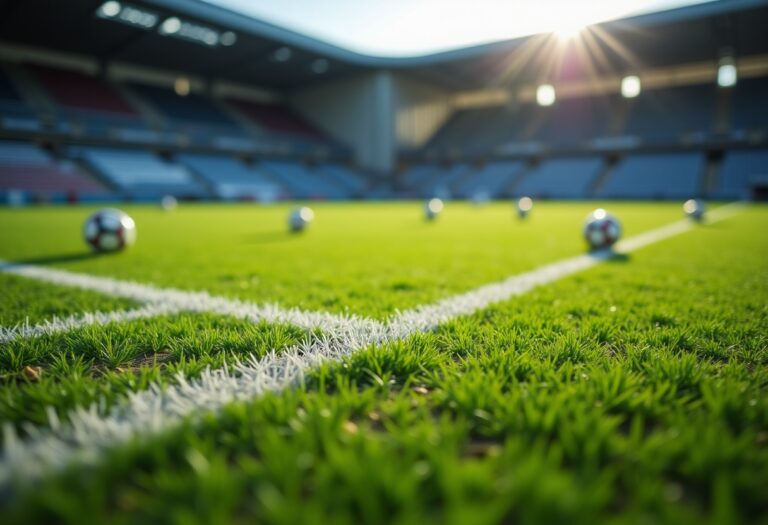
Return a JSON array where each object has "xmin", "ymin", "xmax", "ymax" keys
[{"xmin": 0, "ymin": 0, "xmax": 766, "ymax": 522}]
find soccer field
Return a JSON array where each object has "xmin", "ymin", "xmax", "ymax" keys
[{"xmin": 1, "ymin": 201, "xmax": 767, "ymax": 524}]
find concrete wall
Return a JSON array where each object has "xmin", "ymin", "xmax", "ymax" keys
[
  {"xmin": 391, "ymin": 74, "xmax": 452, "ymax": 151},
  {"xmin": 291, "ymin": 71, "xmax": 395, "ymax": 173}
]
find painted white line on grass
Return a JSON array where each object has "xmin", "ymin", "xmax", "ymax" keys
[
  {"xmin": 0, "ymin": 304, "xmax": 184, "ymax": 344},
  {"xmin": 0, "ymin": 203, "xmax": 744, "ymax": 487}
]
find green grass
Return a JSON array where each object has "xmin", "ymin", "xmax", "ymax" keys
[
  {"xmin": 0, "ymin": 274, "xmax": 137, "ymax": 325},
  {"xmin": 0, "ymin": 202, "xmax": 686, "ymax": 318},
  {"xmin": 1, "ymin": 202, "xmax": 767, "ymax": 524}
]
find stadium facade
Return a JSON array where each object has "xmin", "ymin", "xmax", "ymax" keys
[{"xmin": 0, "ymin": 0, "xmax": 766, "ymax": 203}]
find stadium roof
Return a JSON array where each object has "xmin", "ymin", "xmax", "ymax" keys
[{"xmin": 1, "ymin": 0, "xmax": 767, "ymax": 91}]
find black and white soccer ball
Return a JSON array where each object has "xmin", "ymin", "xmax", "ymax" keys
[
  {"xmin": 517, "ymin": 196, "xmax": 533, "ymax": 219},
  {"xmin": 424, "ymin": 198, "xmax": 444, "ymax": 221},
  {"xmin": 83, "ymin": 208, "xmax": 137, "ymax": 253},
  {"xmin": 289, "ymin": 207, "xmax": 315, "ymax": 232},
  {"xmin": 583, "ymin": 208, "xmax": 621, "ymax": 250},
  {"xmin": 683, "ymin": 199, "xmax": 705, "ymax": 222}
]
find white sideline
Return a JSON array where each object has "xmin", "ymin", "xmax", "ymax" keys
[{"xmin": 0, "ymin": 203, "xmax": 744, "ymax": 486}]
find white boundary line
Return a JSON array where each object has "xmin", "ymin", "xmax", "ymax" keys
[{"xmin": 0, "ymin": 203, "xmax": 744, "ymax": 486}]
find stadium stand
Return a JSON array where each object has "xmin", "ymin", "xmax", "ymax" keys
[
  {"xmin": 515, "ymin": 157, "xmax": 603, "ymax": 199},
  {"xmin": 0, "ymin": 140, "xmax": 107, "ymax": 200},
  {"xmin": 622, "ymin": 85, "xmax": 716, "ymax": 142},
  {"xmin": 77, "ymin": 147, "xmax": 207, "ymax": 199},
  {"xmin": 259, "ymin": 160, "xmax": 348, "ymax": 199},
  {"xmin": 453, "ymin": 161, "xmax": 526, "ymax": 199},
  {"xmin": 0, "ymin": 67, "xmax": 40, "ymax": 131},
  {"xmin": 128, "ymin": 83, "xmax": 246, "ymax": 144},
  {"xmin": 225, "ymin": 99, "xmax": 324, "ymax": 144},
  {"xmin": 399, "ymin": 164, "xmax": 439, "ymax": 192},
  {"xmin": 730, "ymin": 77, "xmax": 768, "ymax": 134},
  {"xmin": 27, "ymin": 64, "xmax": 144, "ymax": 138},
  {"xmin": 596, "ymin": 153, "xmax": 704, "ymax": 199},
  {"xmin": 177, "ymin": 153, "xmax": 283, "ymax": 201},
  {"xmin": 420, "ymin": 163, "xmax": 473, "ymax": 197},
  {"xmin": 717, "ymin": 149, "xmax": 768, "ymax": 199},
  {"xmin": 311, "ymin": 163, "xmax": 367, "ymax": 195}
]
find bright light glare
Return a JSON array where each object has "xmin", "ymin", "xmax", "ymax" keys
[
  {"xmin": 536, "ymin": 84, "xmax": 556, "ymax": 107},
  {"xmin": 718, "ymin": 63, "xmax": 737, "ymax": 87},
  {"xmin": 160, "ymin": 17, "xmax": 182, "ymax": 34},
  {"xmin": 552, "ymin": 19, "xmax": 586, "ymax": 40},
  {"xmin": 220, "ymin": 31, "xmax": 237, "ymax": 46},
  {"xmin": 99, "ymin": 1, "xmax": 121, "ymax": 17},
  {"xmin": 621, "ymin": 75, "xmax": 641, "ymax": 98},
  {"xmin": 593, "ymin": 208, "xmax": 607, "ymax": 220}
]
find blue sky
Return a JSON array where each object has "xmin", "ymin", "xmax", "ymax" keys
[{"xmin": 205, "ymin": 0, "xmax": 712, "ymax": 56}]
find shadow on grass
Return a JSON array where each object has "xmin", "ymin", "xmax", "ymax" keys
[
  {"xmin": 1, "ymin": 251, "xmax": 103, "ymax": 268},
  {"xmin": 588, "ymin": 249, "xmax": 631, "ymax": 264}
]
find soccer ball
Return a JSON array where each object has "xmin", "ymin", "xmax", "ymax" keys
[
  {"xmin": 583, "ymin": 209, "xmax": 621, "ymax": 250},
  {"xmin": 83, "ymin": 208, "xmax": 137, "ymax": 253},
  {"xmin": 517, "ymin": 196, "xmax": 533, "ymax": 219},
  {"xmin": 683, "ymin": 199, "xmax": 705, "ymax": 222},
  {"xmin": 424, "ymin": 198, "xmax": 444, "ymax": 221},
  {"xmin": 160, "ymin": 195, "xmax": 178, "ymax": 211},
  {"xmin": 289, "ymin": 207, "xmax": 315, "ymax": 232}
]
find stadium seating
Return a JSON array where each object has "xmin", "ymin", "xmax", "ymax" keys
[
  {"xmin": 515, "ymin": 157, "xmax": 603, "ymax": 199},
  {"xmin": 177, "ymin": 153, "xmax": 283, "ymax": 201},
  {"xmin": 226, "ymin": 99, "xmax": 323, "ymax": 143},
  {"xmin": 0, "ymin": 141, "xmax": 107, "ymax": 199},
  {"xmin": 28, "ymin": 64, "xmax": 144, "ymax": 137},
  {"xmin": 399, "ymin": 164, "xmax": 439, "ymax": 192},
  {"xmin": 453, "ymin": 161, "xmax": 526, "ymax": 198},
  {"xmin": 0, "ymin": 68, "xmax": 40, "ymax": 131},
  {"xmin": 78, "ymin": 147, "xmax": 207, "ymax": 199},
  {"xmin": 420, "ymin": 163, "xmax": 473, "ymax": 197},
  {"xmin": 730, "ymin": 77, "xmax": 768, "ymax": 134},
  {"xmin": 311, "ymin": 164, "xmax": 367, "ymax": 195},
  {"xmin": 129, "ymin": 84, "xmax": 246, "ymax": 143},
  {"xmin": 596, "ymin": 153, "xmax": 704, "ymax": 199},
  {"xmin": 622, "ymin": 85, "xmax": 716, "ymax": 142},
  {"xmin": 717, "ymin": 149, "xmax": 768, "ymax": 199},
  {"xmin": 259, "ymin": 160, "xmax": 349, "ymax": 199}
]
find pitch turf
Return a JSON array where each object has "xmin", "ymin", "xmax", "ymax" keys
[{"xmin": 0, "ymin": 202, "xmax": 766, "ymax": 524}]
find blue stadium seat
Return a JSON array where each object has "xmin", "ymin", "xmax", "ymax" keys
[
  {"xmin": 730, "ymin": 77, "xmax": 768, "ymax": 133},
  {"xmin": 596, "ymin": 153, "xmax": 704, "ymax": 199},
  {"xmin": 259, "ymin": 160, "xmax": 349, "ymax": 199},
  {"xmin": 177, "ymin": 153, "xmax": 284, "ymax": 201},
  {"xmin": 717, "ymin": 149, "xmax": 768, "ymax": 199},
  {"xmin": 454, "ymin": 161, "xmax": 525, "ymax": 199},
  {"xmin": 623, "ymin": 85, "xmax": 716, "ymax": 142},
  {"xmin": 516, "ymin": 157, "xmax": 603, "ymax": 199},
  {"xmin": 78, "ymin": 147, "xmax": 208, "ymax": 199}
]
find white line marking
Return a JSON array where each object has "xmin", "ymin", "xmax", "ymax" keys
[
  {"xmin": 0, "ymin": 203, "xmax": 744, "ymax": 487},
  {"xmin": 0, "ymin": 304, "xmax": 184, "ymax": 344}
]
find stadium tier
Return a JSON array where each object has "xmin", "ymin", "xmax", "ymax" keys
[
  {"xmin": 259, "ymin": 160, "xmax": 350, "ymax": 200},
  {"xmin": 177, "ymin": 153, "xmax": 283, "ymax": 201},
  {"xmin": 595, "ymin": 152, "xmax": 704, "ymax": 199},
  {"xmin": 76, "ymin": 147, "xmax": 207, "ymax": 199},
  {"xmin": 515, "ymin": 157, "xmax": 603, "ymax": 199},
  {"xmin": 0, "ymin": 140, "xmax": 107, "ymax": 200},
  {"xmin": 453, "ymin": 161, "xmax": 526, "ymax": 199},
  {"xmin": 717, "ymin": 149, "xmax": 768, "ymax": 200},
  {"xmin": 731, "ymin": 76, "xmax": 768, "ymax": 135}
]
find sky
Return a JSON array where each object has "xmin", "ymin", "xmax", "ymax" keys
[{"xmin": 205, "ymin": 0, "xmax": 713, "ymax": 56}]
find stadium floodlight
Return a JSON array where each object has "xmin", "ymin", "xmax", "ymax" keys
[
  {"xmin": 273, "ymin": 47, "xmax": 292, "ymax": 62},
  {"xmin": 98, "ymin": 1, "xmax": 122, "ymax": 18},
  {"xmin": 174, "ymin": 77, "xmax": 190, "ymax": 97},
  {"xmin": 220, "ymin": 31, "xmax": 237, "ymax": 46},
  {"xmin": 160, "ymin": 16, "xmax": 182, "ymax": 35},
  {"xmin": 311, "ymin": 59, "xmax": 329, "ymax": 74},
  {"xmin": 717, "ymin": 62, "xmax": 737, "ymax": 88},
  {"xmin": 96, "ymin": 1, "xmax": 158, "ymax": 29},
  {"xmin": 536, "ymin": 84, "xmax": 556, "ymax": 106},
  {"xmin": 621, "ymin": 75, "xmax": 641, "ymax": 98}
]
